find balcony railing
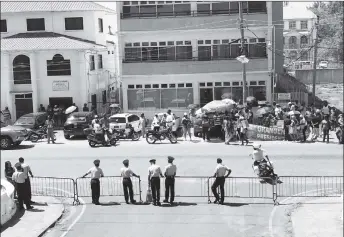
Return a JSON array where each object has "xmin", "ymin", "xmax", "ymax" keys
[
  {"xmin": 284, "ymin": 43, "xmax": 311, "ymax": 50},
  {"xmin": 121, "ymin": 8, "xmax": 267, "ymax": 19}
]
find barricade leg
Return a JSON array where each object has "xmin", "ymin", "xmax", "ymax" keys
[
  {"xmin": 138, "ymin": 177, "xmax": 142, "ymax": 203},
  {"xmin": 207, "ymin": 178, "xmax": 211, "ymax": 204}
]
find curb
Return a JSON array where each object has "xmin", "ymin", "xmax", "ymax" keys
[{"xmin": 37, "ymin": 200, "xmax": 66, "ymax": 237}]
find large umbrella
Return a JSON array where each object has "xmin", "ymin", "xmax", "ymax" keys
[
  {"xmin": 288, "ymin": 110, "xmax": 300, "ymax": 116},
  {"xmin": 222, "ymin": 98, "xmax": 236, "ymax": 105},
  {"xmin": 187, "ymin": 104, "xmax": 199, "ymax": 110},
  {"xmin": 255, "ymin": 107, "xmax": 272, "ymax": 117},
  {"xmin": 202, "ymin": 100, "xmax": 232, "ymax": 113},
  {"xmin": 65, "ymin": 106, "xmax": 77, "ymax": 114},
  {"xmin": 246, "ymin": 96, "xmax": 256, "ymax": 103},
  {"xmin": 110, "ymin": 103, "xmax": 120, "ymax": 108}
]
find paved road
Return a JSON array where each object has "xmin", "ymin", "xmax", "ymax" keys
[{"xmin": 1, "ymin": 134, "xmax": 342, "ymax": 237}]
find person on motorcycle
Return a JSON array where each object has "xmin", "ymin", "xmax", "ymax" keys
[
  {"xmin": 152, "ymin": 114, "xmax": 160, "ymax": 132},
  {"xmin": 251, "ymin": 143, "xmax": 268, "ymax": 176},
  {"xmin": 166, "ymin": 109, "xmax": 174, "ymax": 129},
  {"xmin": 93, "ymin": 119, "xmax": 105, "ymax": 142},
  {"xmin": 91, "ymin": 115, "xmax": 99, "ymax": 128}
]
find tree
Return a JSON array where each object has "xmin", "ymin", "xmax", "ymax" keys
[{"xmin": 308, "ymin": 1, "xmax": 344, "ymax": 63}]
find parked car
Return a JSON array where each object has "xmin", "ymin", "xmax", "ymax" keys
[
  {"xmin": 319, "ymin": 61, "xmax": 328, "ymax": 69},
  {"xmin": 13, "ymin": 112, "xmax": 48, "ymax": 130},
  {"xmin": 0, "ymin": 125, "xmax": 28, "ymax": 149},
  {"xmin": 109, "ymin": 113, "xmax": 142, "ymax": 133},
  {"xmin": 63, "ymin": 112, "xmax": 93, "ymax": 139}
]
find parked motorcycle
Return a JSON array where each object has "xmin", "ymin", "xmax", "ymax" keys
[
  {"xmin": 112, "ymin": 124, "xmax": 140, "ymax": 141},
  {"xmin": 251, "ymin": 156, "xmax": 281, "ymax": 184},
  {"xmin": 27, "ymin": 126, "xmax": 56, "ymax": 142},
  {"xmin": 86, "ymin": 128, "xmax": 117, "ymax": 147},
  {"xmin": 146, "ymin": 127, "xmax": 178, "ymax": 144}
]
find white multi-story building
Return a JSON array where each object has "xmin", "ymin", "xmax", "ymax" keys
[
  {"xmin": 0, "ymin": 2, "xmax": 118, "ymax": 120},
  {"xmin": 283, "ymin": 2, "xmax": 316, "ymax": 69},
  {"xmin": 116, "ymin": 1, "xmax": 284, "ymax": 116}
]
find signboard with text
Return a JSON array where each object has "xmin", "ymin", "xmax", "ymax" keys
[
  {"xmin": 277, "ymin": 93, "xmax": 291, "ymax": 100},
  {"xmin": 247, "ymin": 124, "xmax": 285, "ymax": 141},
  {"xmin": 52, "ymin": 81, "xmax": 69, "ymax": 91}
]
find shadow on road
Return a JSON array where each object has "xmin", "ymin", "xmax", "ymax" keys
[
  {"xmin": 27, "ymin": 208, "xmax": 45, "ymax": 212},
  {"xmin": 9, "ymin": 144, "xmax": 35, "ymax": 150},
  {"xmin": 31, "ymin": 202, "xmax": 48, "ymax": 207},
  {"xmin": 160, "ymin": 202, "xmax": 198, "ymax": 207},
  {"xmin": 0, "ymin": 208, "xmax": 25, "ymax": 232},
  {"xmin": 221, "ymin": 203, "xmax": 249, "ymax": 207},
  {"xmin": 49, "ymin": 142, "xmax": 65, "ymax": 145},
  {"xmin": 99, "ymin": 202, "xmax": 121, "ymax": 206}
]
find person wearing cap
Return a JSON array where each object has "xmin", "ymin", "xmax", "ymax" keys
[
  {"xmin": 120, "ymin": 159, "xmax": 139, "ymax": 204},
  {"xmin": 81, "ymin": 159, "xmax": 104, "ymax": 205},
  {"xmin": 163, "ymin": 156, "xmax": 177, "ymax": 204},
  {"xmin": 19, "ymin": 157, "xmax": 34, "ymax": 203},
  {"xmin": 165, "ymin": 109, "xmax": 174, "ymax": 129},
  {"xmin": 12, "ymin": 163, "xmax": 33, "ymax": 210},
  {"xmin": 148, "ymin": 159, "xmax": 164, "ymax": 206},
  {"xmin": 211, "ymin": 158, "xmax": 231, "ymax": 204},
  {"xmin": 139, "ymin": 113, "xmax": 147, "ymax": 138},
  {"xmin": 92, "ymin": 115, "xmax": 99, "ymax": 128},
  {"xmin": 181, "ymin": 112, "xmax": 192, "ymax": 141}
]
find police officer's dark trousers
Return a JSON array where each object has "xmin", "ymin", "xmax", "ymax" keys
[
  {"xmin": 211, "ymin": 177, "xmax": 225, "ymax": 202},
  {"xmin": 122, "ymin": 177, "xmax": 134, "ymax": 202},
  {"xmin": 150, "ymin": 177, "xmax": 160, "ymax": 203},
  {"xmin": 165, "ymin": 177, "xmax": 175, "ymax": 202},
  {"xmin": 90, "ymin": 178, "xmax": 100, "ymax": 204},
  {"xmin": 25, "ymin": 177, "xmax": 32, "ymax": 201},
  {"xmin": 16, "ymin": 182, "xmax": 30, "ymax": 209}
]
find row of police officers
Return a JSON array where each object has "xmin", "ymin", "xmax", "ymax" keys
[{"xmin": 82, "ymin": 157, "xmax": 231, "ymax": 205}]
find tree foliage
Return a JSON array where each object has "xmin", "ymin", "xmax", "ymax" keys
[{"xmin": 308, "ymin": 1, "xmax": 343, "ymax": 63}]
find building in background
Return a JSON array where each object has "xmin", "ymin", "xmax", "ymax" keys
[
  {"xmin": 283, "ymin": 2, "xmax": 316, "ymax": 70},
  {"xmin": 116, "ymin": 1, "xmax": 284, "ymax": 117},
  {"xmin": 0, "ymin": 2, "xmax": 118, "ymax": 121}
]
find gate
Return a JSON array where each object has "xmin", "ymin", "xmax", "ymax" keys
[
  {"xmin": 160, "ymin": 176, "xmax": 209, "ymax": 198},
  {"xmin": 75, "ymin": 176, "xmax": 142, "ymax": 203}
]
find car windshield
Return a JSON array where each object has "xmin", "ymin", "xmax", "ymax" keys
[
  {"xmin": 109, "ymin": 117, "xmax": 126, "ymax": 123},
  {"xmin": 15, "ymin": 117, "xmax": 35, "ymax": 125},
  {"xmin": 67, "ymin": 115, "xmax": 87, "ymax": 122}
]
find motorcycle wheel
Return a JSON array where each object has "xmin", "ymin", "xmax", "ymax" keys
[
  {"xmin": 110, "ymin": 139, "xmax": 117, "ymax": 146},
  {"xmin": 89, "ymin": 141, "xmax": 96, "ymax": 147},
  {"xmin": 146, "ymin": 134, "xmax": 157, "ymax": 144},
  {"xmin": 30, "ymin": 134, "xmax": 39, "ymax": 143},
  {"xmin": 131, "ymin": 132, "xmax": 140, "ymax": 141},
  {"xmin": 169, "ymin": 134, "xmax": 178, "ymax": 144}
]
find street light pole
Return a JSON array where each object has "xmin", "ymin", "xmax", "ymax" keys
[
  {"xmin": 312, "ymin": 15, "xmax": 320, "ymax": 105},
  {"xmin": 239, "ymin": 2, "xmax": 247, "ymax": 105}
]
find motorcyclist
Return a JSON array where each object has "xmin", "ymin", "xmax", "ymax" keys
[
  {"xmin": 152, "ymin": 114, "xmax": 160, "ymax": 132},
  {"xmin": 251, "ymin": 143, "xmax": 269, "ymax": 176},
  {"xmin": 91, "ymin": 115, "xmax": 99, "ymax": 128},
  {"xmin": 93, "ymin": 119, "xmax": 105, "ymax": 142},
  {"xmin": 166, "ymin": 110, "xmax": 174, "ymax": 129}
]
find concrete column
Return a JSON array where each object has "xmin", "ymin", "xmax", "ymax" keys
[
  {"xmin": 193, "ymin": 82, "xmax": 199, "ymax": 105},
  {"xmin": 1, "ymin": 53, "xmax": 14, "ymax": 119},
  {"xmin": 79, "ymin": 51, "xmax": 88, "ymax": 107},
  {"xmin": 29, "ymin": 52, "xmax": 38, "ymax": 113},
  {"xmin": 122, "ymin": 80, "xmax": 128, "ymax": 112}
]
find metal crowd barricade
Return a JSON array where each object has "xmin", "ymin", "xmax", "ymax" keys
[
  {"xmin": 207, "ymin": 176, "xmax": 277, "ymax": 204},
  {"xmin": 30, "ymin": 176, "xmax": 77, "ymax": 205},
  {"xmin": 275, "ymin": 176, "xmax": 344, "ymax": 204},
  {"xmin": 75, "ymin": 176, "xmax": 142, "ymax": 204}
]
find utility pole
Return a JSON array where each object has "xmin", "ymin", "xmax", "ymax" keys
[
  {"xmin": 239, "ymin": 1, "xmax": 247, "ymax": 105},
  {"xmin": 312, "ymin": 15, "xmax": 320, "ymax": 105}
]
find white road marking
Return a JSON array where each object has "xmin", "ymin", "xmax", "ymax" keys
[{"xmin": 268, "ymin": 188, "xmax": 336, "ymax": 237}]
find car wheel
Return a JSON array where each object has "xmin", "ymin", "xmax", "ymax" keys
[
  {"xmin": 64, "ymin": 135, "xmax": 70, "ymax": 139},
  {"xmin": 0, "ymin": 136, "xmax": 12, "ymax": 149}
]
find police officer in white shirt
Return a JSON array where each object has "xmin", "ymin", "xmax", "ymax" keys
[
  {"xmin": 148, "ymin": 159, "xmax": 164, "ymax": 206},
  {"xmin": 19, "ymin": 157, "xmax": 34, "ymax": 203},
  {"xmin": 121, "ymin": 159, "xmax": 139, "ymax": 204},
  {"xmin": 163, "ymin": 156, "xmax": 177, "ymax": 205},
  {"xmin": 211, "ymin": 158, "xmax": 231, "ymax": 204},
  {"xmin": 82, "ymin": 159, "xmax": 104, "ymax": 205},
  {"xmin": 12, "ymin": 163, "xmax": 33, "ymax": 210},
  {"xmin": 166, "ymin": 109, "xmax": 174, "ymax": 129}
]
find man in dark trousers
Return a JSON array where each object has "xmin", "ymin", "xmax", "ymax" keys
[
  {"xmin": 211, "ymin": 158, "xmax": 231, "ymax": 205},
  {"xmin": 148, "ymin": 159, "xmax": 164, "ymax": 206},
  {"xmin": 201, "ymin": 115, "xmax": 211, "ymax": 142},
  {"xmin": 163, "ymin": 156, "xmax": 177, "ymax": 205},
  {"xmin": 18, "ymin": 157, "xmax": 34, "ymax": 203},
  {"xmin": 82, "ymin": 159, "xmax": 104, "ymax": 205},
  {"xmin": 12, "ymin": 163, "xmax": 33, "ymax": 210},
  {"xmin": 82, "ymin": 103, "xmax": 89, "ymax": 112},
  {"xmin": 120, "ymin": 159, "xmax": 139, "ymax": 204}
]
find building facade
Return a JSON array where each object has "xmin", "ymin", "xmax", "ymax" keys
[
  {"xmin": 0, "ymin": 2, "xmax": 119, "ymax": 120},
  {"xmin": 117, "ymin": 1, "xmax": 284, "ymax": 116},
  {"xmin": 283, "ymin": 2, "xmax": 316, "ymax": 70}
]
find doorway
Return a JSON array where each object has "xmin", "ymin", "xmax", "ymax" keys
[
  {"xmin": 199, "ymin": 88, "xmax": 213, "ymax": 107},
  {"xmin": 49, "ymin": 97, "xmax": 73, "ymax": 110},
  {"xmin": 15, "ymin": 93, "xmax": 33, "ymax": 119}
]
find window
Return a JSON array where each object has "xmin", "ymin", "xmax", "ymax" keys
[
  {"xmin": 248, "ymin": 1, "xmax": 266, "ymax": 13},
  {"xmin": 98, "ymin": 55, "xmax": 103, "ymax": 69},
  {"xmin": 13, "ymin": 55, "xmax": 31, "ymax": 84},
  {"xmin": 300, "ymin": 20, "xmax": 308, "ymax": 29},
  {"xmin": 0, "ymin": 19, "xmax": 7, "ymax": 32},
  {"xmin": 98, "ymin": 18, "xmax": 103, "ymax": 32},
  {"xmin": 47, "ymin": 54, "xmax": 71, "ymax": 76},
  {"xmin": 125, "ymin": 47, "xmax": 142, "ymax": 61},
  {"xmin": 176, "ymin": 45, "xmax": 192, "ymax": 60},
  {"xmin": 26, "ymin": 18, "xmax": 45, "ymax": 31},
  {"xmin": 102, "ymin": 90, "xmax": 107, "ymax": 104},
  {"xmin": 289, "ymin": 21, "xmax": 296, "ymax": 29},
  {"xmin": 140, "ymin": 5, "xmax": 157, "ymax": 17},
  {"xmin": 289, "ymin": 36, "xmax": 297, "ymax": 48},
  {"xmin": 65, "ymin": 17, "xmax": 83, "ymax": 30},
  {"xmin": 289, "ymin": 51, "xmax": 297, "ymax": 60},
  {"xmin": 248, "ymin": 40, "xmax": 267, "ymax": 58},
  {"xmin": 89, "ymin": 55, "xmax": 95, "ymax": 71},
  {"xmin": 230, "ymin": 43, "xmax": 241, "ymax": 58},
  {"xmin": 197, "ymin": 3, "xmax": 210, "ymax": 15},
  {"xmin": 157, "ymin": 4, "xmax": 173, "ymax": 16},
  {"xmin": 122, "ymin": 5, "xmax": 140, "ymax": 18},
  {"xmin": 174, "ymin": 4, "xmax": 191, "ymax": 16},
  {"xmin": 142, "ymin": 46, "xmax": 159, "ymax": 61},
  {"xmin": 198, "ymin": 46, "xmax": 211, "ymax": 61},
  {"xmin": 300, "ymin": 51, "xmax": 308, "ymax": 61},
  {"xmin": 230, "ymin": 1, "xmax": 247, "ymax": 14},
  {"xmin": 213, "ymin": 44, "xmax": 230, "ymax": 59},
  {"xmin": 212, "ymin": 2, "xmax": 229, "ymax": 14},
  {"xmin": 300, "ymin": 35, "xmax": 308, "ymax": 45}
]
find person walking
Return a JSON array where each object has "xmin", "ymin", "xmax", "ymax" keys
[
  {"xmin": 148, "ymin": 159, "xmax": 164, "ymax": 206},
  {"xmin": 120, "ymin": 159, "xmax": 139, "ymax": 204},
  {"xmin": 4, "ymin": 161, "xmax": 16, "ymax": 198},
  {"xmin": 299, "ymin": 115, "xmax": 307, "ymax": 142},
  {"xmin": 163, "ymin": 156, "xmax": 177, "ymax": 205},
  {"xmin": 166, "ymin": 109, "xmax": 174, "ymax": 129},
  {"xmin": 45, "ymin": 115, "xmax": 55, "ymax": 144},
  {"xmin": 53, "ymin": 105, "xmax": 60, "ymax": 126},
  {"xmin": 19, "ymin": 157, "xmax": 34, "ymax": 203},
  {"xmin": 181, "ymin": 113, "xmax": 192, "ymax": 141},
  {"xmin": 12, "ymin": 163, "xmax": 33, "ymax": 210},
  {"xmin": 1, "ymin": 106, "xmax": 12, "ymax": 126},
  {"xmin": 211, "ymin": 158, "xmax": 231, "ymax": 205},
  {"xmin": 83, "ymin": 103, "xmax": 89, "ymax": 112},
  {"xmin": 38, "ymin": 104, "xmax": 46, "ymax": 112},
  {"xmin": 321, "ymin": 115, "xmax": 330, "ymax": 143},
  {"xmin": 201, "ymin": 115, "xmax": 211, "ymax": 142},
  {"xmin": 239, "ymin": 115, "xmax": 249, "ymax": 145},
  {"xmin": 140, "ymin": 113, "xmax": 146, "ymax": 138},
  {"xmin": 81, "ymin": 159, "xmax": 104, "ymax": 205},
  {"xmin": 223, "ymin": 116, "xmax": 231, "ymax": 145}
]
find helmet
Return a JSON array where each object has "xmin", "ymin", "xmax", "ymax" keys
[
  {"xmin": 141, "ymin": 113, "xmax": 144, "ymax": 116},
  {"xmin": 94, "ymin": 115, "xmax": 98, "ymax": 118},
  {"xmin": 316, "ymin": 109, "xmax": 321, "ymax": 113},
  {"xmin": 184, "ymin": 112, "xmax": 187, "ymax": 116},
  {"xmin": 252, "ymin": 143, "xmax": 261, "ymax": 149}
]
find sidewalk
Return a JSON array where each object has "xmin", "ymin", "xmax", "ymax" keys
[
  {"xmin": 1, "ymin": 196, "xmax": 65, "ymax": 237},
  {"xmin": 291, "ymin": 197, "xmax": 343, "ymax": 237}
]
